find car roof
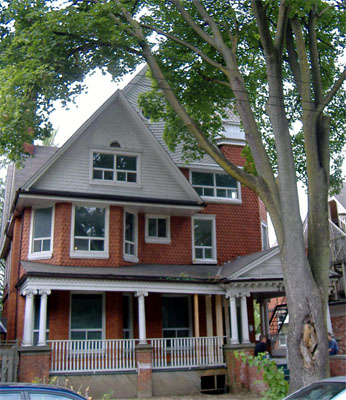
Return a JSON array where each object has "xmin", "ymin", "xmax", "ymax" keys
[{"xmin": 0, "ymin": 383, "xmax": 86, "ymax": 399}]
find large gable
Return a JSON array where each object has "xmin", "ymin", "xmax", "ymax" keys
[{"xmin": 20, "ymin": 91, "xmax": 202, "ymax": 207}]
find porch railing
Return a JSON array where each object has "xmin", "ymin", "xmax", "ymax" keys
[
  {"xmin": 49, "ymin": 336, "xmax": 225, "ymax": 373},
  {"xmin": 150, "ymin": 336, "xmax": 225, "ymax": 369},
  {"xmin": 49, "ymin": 339, "xmax": 136, "ymax": 373}
]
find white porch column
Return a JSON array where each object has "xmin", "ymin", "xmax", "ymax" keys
[
  {"xmin": 136, "ymin": 291, "xmax": 148, "ymax": 345},
  {"xmin": 240, "ymin": 294, "xmax": 250, "ymax": 344},
  {"xmin": 228, "ymin": 294, "xmax": 239, "ymax": 345},
  {"xmin": 22, "ymin": 290, "xmax": 37, "ymax": 346},
  {"xmin": 38, "ymin": 290, "xmax": 51, "ymax": 346}
]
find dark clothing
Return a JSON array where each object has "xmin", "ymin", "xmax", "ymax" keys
[
  {"xmin": 254, "ymin": 341, "xmax": 267, "ymax": 357},
  {"xmin": 329, "ymin": 338, "xmax": 339, "ymax": 355}
]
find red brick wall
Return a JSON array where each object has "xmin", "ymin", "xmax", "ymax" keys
[
  {"xmin": 106, "ymin": 292, "xmax": 123, "ymax": 339},
  {"xmin": 330, "ymin": 356, "xmax": 346, "ymax": 376},
  {"xmin": 18, "ymin": 349, "xmax": 51, "ymax": 383},
  {"xmin": 49, "ymin": 291, "xmax": 70, "ymax": 340},
  {"xmin": 332, "ymin": 315, "xmax": 346, "ymax": 355}
]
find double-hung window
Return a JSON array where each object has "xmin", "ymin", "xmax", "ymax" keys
[
  {"xmin": 191, "ymin": 171, "xmax": 240, "ymax": 201},
  {"xmin": 70, "ymin": 293, "xmax": 103, "ymax": 341},
  {"xmin": 71, "ymin": 205, "xmax": 109, "ymax": 258},
  {"xmin": 92, "ymin": 151, "xmax": 138, "ymax": 184},
  {"xmin": 192, "ymin": 215, "xmax": 217, "ymax": 263},
  {"xmin": 124, "ymin": 210, "xmax": 138, "ymax": 262},
  {"xmin": 162, "ymin": 296, "xmax": 191, "ymax": 339},
  {"xmin": 145, "ymin": 215, "xmax": 170, "ymax": 243},
  {"xmin": 29, "ymin": 207, "xmax": 54, "ymax": 259}
]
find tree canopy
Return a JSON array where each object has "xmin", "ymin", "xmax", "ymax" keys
[{"xmin": 0, "ymin": 0, "xmax": 345, "ymax": 391}]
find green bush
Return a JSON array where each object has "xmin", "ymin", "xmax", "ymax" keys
[{"xmin": 235, "ymin": 351, "xmax": 289, "ymax": 400}]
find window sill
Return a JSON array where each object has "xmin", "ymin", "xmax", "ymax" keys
[
  {"xmin": 124, "ymin": 254, "xmax": 139, "ymax": 263},
  {"xmin": 200, "ymin": 197, "xmax": 242, "ymax": 204},
  {"xmin": 28, "ymin": 253, "xmax": 53, "ymax": 261},
  {"xmin": 89, "ymin": 180, "xmax": 141, "ymax": 189},
  {"xmin": 192, "ymin": 259, "xmax": 217, "ymax": 264},
  {"xmin": 70, "ymin": 252, "xmax": 109, "ymax": 259},
  {"xmin": 145, "ymin": 237, "xmax": 171, "ymax": 244}
]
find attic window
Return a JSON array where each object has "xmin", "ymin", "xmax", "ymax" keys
[{"xmin": 110, "ymin": 141, "xmax": 121, "ymax": 148}]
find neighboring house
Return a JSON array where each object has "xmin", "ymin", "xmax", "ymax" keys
[{"xmin": 0, "ymin": 67, "xmax": 343, "ymax": 396}]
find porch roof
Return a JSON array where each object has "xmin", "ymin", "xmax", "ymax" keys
[{"xmin": 20, "ymin": 261, "xmax": 224, "ymax": 284}]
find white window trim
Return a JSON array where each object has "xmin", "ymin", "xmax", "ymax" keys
[
  {"xmin": 189, "ymin": 169, "xmax": 242, "ymax": 204},
  {"xmin": 261, "ymin": 221, "xmax": 269, "ymax": 250},
  {"xmin": 145, "ymin": 215, "xmax": 171, "ymax": 244},
  {"xmin": 191, "ymin": 214, "xmax": 217, "ymax": 264},
  {"xmin": 70, "ymin": 204, "xmax": 109, "ymax": 259},
  {"xmin": 90, "ymin": 149, "xmax": 141, "ymax": 187},
  {"xmin": 28, "ymin": 206, "xmax": 55, "ymax": 260},
  {"xmin": 69, "ymin": 292, "xmax": 105, "ymax": 341},
  {"xmin": 123, "ymin": 209, "xmax": 138, "ymax": 263}
]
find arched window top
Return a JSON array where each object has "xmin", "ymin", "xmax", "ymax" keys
[{"xmin": 109, "ymin": 140, "xmax": 121, "ymax": 148}]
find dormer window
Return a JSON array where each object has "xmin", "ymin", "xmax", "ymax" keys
[{"xmin": 92, "ymin": 151, "xmax": 138, "ymax": 184}]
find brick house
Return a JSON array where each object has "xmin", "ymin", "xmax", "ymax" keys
[{"xmin": 1, "ymin": 67, "xmax": 343, "ymax": 396}]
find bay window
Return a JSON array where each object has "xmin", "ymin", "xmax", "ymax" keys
[
  {"xmin": 29, "ymin": 207, "xmax": 54, "ymax": 259},
  {"xmin": 71, "ymin": 205, "xmax": 109, "ymax": 258},
  {"xmin": 124, "ymin": 210, "xmax": 138, "ymax": 262}
]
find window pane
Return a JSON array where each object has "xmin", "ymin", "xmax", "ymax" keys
[
  {"xmin": 104, "ymin": 170, "xmax": 114, "ymax": 180},
  {"xmin": 74, "ymin": 238, "xmax": 89, "ymax": 251},
  {"xmin": 75, "ymin": 207, "xmax": 105, "ymax": 238},
  {"xmin": 30, "ymin": 394, "xmax": 77, "ymax": 400},
  {"xmin": 125, "ymin": 212, "xmax": 135, "ymax": 241},
  {"xmin": 93, "ymin": 169, "xmax": 103, "ymax": 180},
  {"xmin": 157, "ymin": 219, "xmax": 167, "ymax": 237},
  {"xmin": 71, "ymin": 331, "xmax": 86, "ymax": 340},
  {"xmin": 33, "ymin": 240, "xmax": 42, "ymax": 253},
  {"xmin": 33, "ymin": 208, "xmax": 52, "ymax": 238},
  {"xmin": 204, "ymin": 248, "xmax": 212, "ymax": 259},
  {"xmin": 127, "ymin": 173, "xmax": 137, "ymax": 182},
  {"xmin": 42, "ymin": 239, "xmax": 51, "ymax": 251},
  {"xmin": 87, "ymin": 331, "xmax": 102, "ymax": 340},
  {"xmin": 117, "ymin": 171, "xmax": 126, "ymax": 181},
  {"xmin": 162, "ymin": 297, "xmax": 189, "ymax": 329},
  {"xmin": 93, "ymin": 153, "xmax": 114, "ymax": 169},
  {"xmin": 192, "ymin": 172, "xmax": 213, "ymax": 186},
  {"xmin": 148, "ymin": 218, "xmax": 157, "ymax": 237},
  {"xmin": 194, "ymin": 219, "xmax": 212, "ymax": 246},
  {"xmin": 204, "ymin": 188, "xmax": 214, "ymax": 197},
  {"xmin": 216, "ymin": 189, "xmax": 227, "ymax": 198},
  {"xmin": 195, "ymin": 248, "xmax": 203, "ymax": 259},
  {"xmin": 71, "ymin": 294, "xmax": 103, "ymax": 330},
  {"xmin": 216, "ymin": 173, "xmax": 237, "ymax": 188},
  {"xmin": 90, "ymin": 239, "xmax": 104, "ymax": 251},
  {"xmin": 117, "ymin": 155, "xmax": 136, "ymax": 171}
]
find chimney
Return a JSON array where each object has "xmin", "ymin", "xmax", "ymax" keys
[{"xmin": 23, "ymin": 142, "xmax": 34, "ymax": 155}]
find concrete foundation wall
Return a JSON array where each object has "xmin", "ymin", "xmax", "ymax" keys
[
  {"xmin": 51, "ymin": 368, "xmax": 227, "ymax": 399},
  {"xmin": 51, "ymin": 373, "xmax": 138, "ymax": 399}
]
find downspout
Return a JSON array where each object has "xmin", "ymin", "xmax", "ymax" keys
[{"xmin": 14, "ymin": 211, "xmax": 24, "ymax": 340}]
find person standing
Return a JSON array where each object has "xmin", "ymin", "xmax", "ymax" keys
[
  {"xmin": 328, "ymin": 333, "xmax": 339, "ymax": 355},
  {"xmin": 254, "ymin": 334, "xmax": 268, "ymax": 357}
]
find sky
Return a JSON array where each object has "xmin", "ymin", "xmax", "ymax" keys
[{"xmin": 46, "ymin": 68, "xmax": 345, "ymax": 245}]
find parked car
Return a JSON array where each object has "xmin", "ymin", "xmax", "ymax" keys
[
  {"xmin": 0, "ymin": 383, "xmax": 87, "ymax": 400},
  {"xmin": 283, "ymin": 376, "xmax": 346, "ymax": 400}
]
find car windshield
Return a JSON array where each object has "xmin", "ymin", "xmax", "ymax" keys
[{"xmin": 288, "ymin": 382, "xmax": 346, "ymax": 400}]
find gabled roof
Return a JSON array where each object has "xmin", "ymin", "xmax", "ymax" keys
[
  {"xmin": 221, "ymin": 247, "xmax": 282, "ymax": 281},
  {"xmin": 19, "ymin": 90, "xmax": 202, "ymax": 205}
]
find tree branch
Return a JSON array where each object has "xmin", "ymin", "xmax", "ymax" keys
[
  {"xmin": 139, "ymin": 23, "xmax": 228, "ymax": 73},
  {"xmin": 317, "ymin": 67, "xmax": 346, "ymax": 114},
  {"xmin": 274, "ymin": 0, "xmax": 289, "ymax": 53},
  {"xmin": 308, "ymin": 7, "xmax": 323, "ymax": 105}
]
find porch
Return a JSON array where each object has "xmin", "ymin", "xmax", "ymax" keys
[{"xmin": 48, "ymin": 336, "xmax": 225, "ymax": 373}]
